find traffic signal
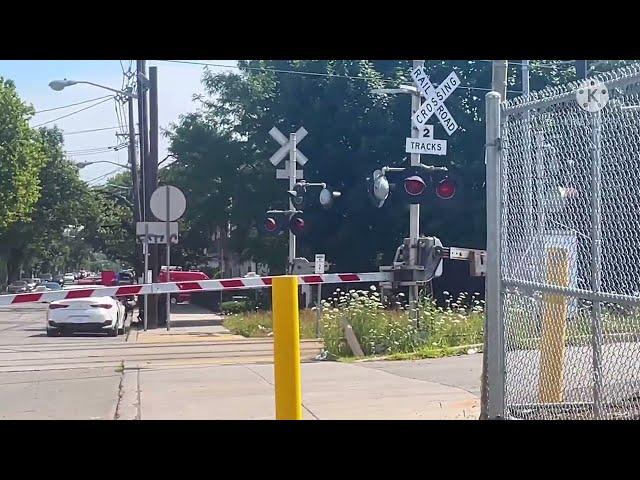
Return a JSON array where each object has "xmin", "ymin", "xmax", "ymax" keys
[
  {"xmin": 397, "ymin": 166, "xmax": 458, "ymax": 205},
  {"xmin": 289, "ymin": 212, "xmax": 309, "ymax": 237},
  {"xmin": 287, "ymin": 183, "xmax": 307, "ymax": 209},
  {"xmin": 260, "ymin": 212, "xmax": 287, "ymax": 236},
  {"xmin": 367, "ymin": 169, "xmax": 390, "ymax": 208}
]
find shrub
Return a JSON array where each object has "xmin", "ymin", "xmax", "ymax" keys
[{"xmin": 221, "ymin": 301, "xmax": 249, "ymax": 314}]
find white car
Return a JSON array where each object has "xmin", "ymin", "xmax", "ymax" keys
[
  {"xmin": 63, "ymin": 273, "xmax": 75, "ymax": 285},
  {"xmin": 46, "ymin": 295, "xmax": 126, "ymax": 337}
]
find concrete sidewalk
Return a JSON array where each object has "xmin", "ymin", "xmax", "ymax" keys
[
  {"xmin": 133, "ymin": 303, "xmax": 245, "ymax": 343},
  {"xmin": 118, "ymin": 356, "xmax": 482, "ymax": 420}
]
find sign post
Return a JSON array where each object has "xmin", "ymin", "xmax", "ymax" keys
[
  {"xmin": 268, "ymin": 126, "xmax": 309, "ymax": 274},
  {"xmin": 150, "ymin": 185, "xmax": 187, "ymax": 331},
  {"xmin": 314, "ymin": 254, "xmax": 325, "ymax": 338}
]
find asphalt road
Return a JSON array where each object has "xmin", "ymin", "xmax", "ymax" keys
[{"xmin": 0, "ymin": 303, "xmax": 482, "ymax": 420}]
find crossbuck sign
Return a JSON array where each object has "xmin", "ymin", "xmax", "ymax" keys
[
  {"xmin": 411, "ymin": 67, "xmax": 460, "ymax": 135},
  {"xmin": 269, "ymin": 126, "xmax": 308, "ymax": 179}
]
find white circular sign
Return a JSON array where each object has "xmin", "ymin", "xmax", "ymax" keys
[
  {"xmin": 576, "ymin": 80, "xmax": 609, "ymax": 113},
  {"xmin": 150, "ymin": 185, "xmax": 186, "ymax": 221}
]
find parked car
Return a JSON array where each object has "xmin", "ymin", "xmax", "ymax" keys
[
  {"xmin": 54, "ymin": 274, "xmax": 65, "ymax": 285},
  {"xmin": 19, "ymin": 278, "xmax": 38, "ymax": 291},
  {"xmin": 43, "ymin": 282, "xmax": 63, "ymax": 291},
  {"xmin": 46, "ymin": 294, "xmax": 126, "ymax": 337},
  {"xmin": 63, "ymin": 273, "xmax": 75, "ymax": 285},
  {"xmin": 7, "ymin": 281, "xmax": 29, "ymax": 294},
  {"xmin": 41, "ymin": 274, "xmax": 53, "ymax": 282},
  {"xmin": 158, "ymin": 269, "xmax": 210, "ymax": 304}
]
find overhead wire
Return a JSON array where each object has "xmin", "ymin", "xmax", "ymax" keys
[
  {"xmin": 33, "ymin": 95, "xmax": 113, "ymax": 114},
  {"xmin": 32, "ymin": 96, "xmax": 113, "ymax": 128}
]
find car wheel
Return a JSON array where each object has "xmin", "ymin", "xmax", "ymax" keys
[
  {"xmin": 170, "ymin": 296, "xmax": 178, "ymax": 305},
  {"xmin": 108, "ymin": 322, "xmax": 118, "ymax": 337}
]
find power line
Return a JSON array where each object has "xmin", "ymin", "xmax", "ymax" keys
[
  {"xmin": 85, "ymin": 167, "xmax": 126, "ymax": 185},
  {"xmin": 160, "ymin": 60, "xmax": 519, "ymax": 94},
  {"xmin": 160, "ymin": 59, "xmax": 399, "ymax": 84},
  {"xmin": 63, "ymin": 126, "xmax": 120, "ymax": 136},
  {"xmin": 33, "ymin": 95, "xmax": 113, "ymax": 114},
  {"xmin": 32, "ymin": 97, "xmax": 114, "ymax": 128}
]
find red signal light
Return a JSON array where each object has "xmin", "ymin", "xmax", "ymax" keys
[
  {"xmin": 264, "ymin": 217, "xmax": 278, "ymax": 232},
  {"xmin": 404, "ymin": 175, "xmax": 426, "ymax": 196},
  {"xmin": 289, "ymin": 214, "xmax": 308, "ymax": 236},
  {"xmin": 435, "ymin": 178, "xmax": 456, "ymax": 200}
]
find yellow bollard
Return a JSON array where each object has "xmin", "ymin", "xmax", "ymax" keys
[
  {"xmin": 272, "ymin": 275, "xmax": 302, "ymax": 420},
  {"xmin": 538, "ymin": 248, "xmax": 569, "ymax": 403}
]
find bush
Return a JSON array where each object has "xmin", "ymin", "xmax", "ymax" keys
[
  {"xmin": 320, "ymin": 287, "xmax": 484, "ymax": 358},
  {"xmin": 221, "ymin": 301, "xmax": 250, "ymax": 314},
  {"xmin": 222, "ymin": 309, "xmax": 318, "ymax": 338}
]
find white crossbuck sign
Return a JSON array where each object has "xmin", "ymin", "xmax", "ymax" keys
[
  {"xmin": 411, "ymin": 67, "xmax": 460, "ymax": 135},
  {"xmin": 269, "ymin": 126, "xmax": 309, "ymax": 166}
]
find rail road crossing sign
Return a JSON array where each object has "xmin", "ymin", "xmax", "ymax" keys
[
  {"xmin": 405, "ymin": 138, "xmax": 447, "ymax": 155},
  {"xmin": 269, "ymin": 126, "xmax": 308, "ymax": 180},
  {"xmin": 411, "ymin": 67, "xmax": 461, "ymax": 135}
]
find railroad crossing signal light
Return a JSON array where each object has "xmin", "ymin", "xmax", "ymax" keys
[
  {"xmin": 289, "ymin": 212, "xmax": 308, "ymax": 237},
  {"xmin": 404, "ymin": 175, "xmax": 427, "ymax": 197},
  {"xmin": 398, "ymin": 166, "xmax": 457, "ymax": 205},
  {"xmin": 367, "ymin": 169, "xmax": 390, "ymax": 208},
  {"xmin": 260, "ymin": 212, "xmax": 287, "ymax": 236},
  {"xmin": 319, "ymin": 187, "xmax": 341, "ymax": 209},
  {"xmin": 435, "ymin": 177, "xmax": 457, "ymax": 200},
  {"xmin": 287, "ymin": 184, "xmax": 307, "ymax": 209}
]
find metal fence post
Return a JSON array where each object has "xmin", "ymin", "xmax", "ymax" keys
[
  {"xmin": 485, "ymin": 91, "xmax": 505, "ymax": 419},
  {"xmin": 590, "ymin": 110, "xmax": 604, "ymax": 419}
]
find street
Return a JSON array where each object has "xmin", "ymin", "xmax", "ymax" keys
[{"xmin": 0, "ymin": 303, "xmax": 482, "ymax": 420}]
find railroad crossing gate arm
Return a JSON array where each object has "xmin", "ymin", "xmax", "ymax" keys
[{"xmin": 438, "ymin": 246, "xmax": 487, "ymax": 277}]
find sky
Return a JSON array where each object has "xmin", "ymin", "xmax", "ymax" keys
[{"xmin": 0, "ymin": 60, "xmax": 238, "ymax": 184}]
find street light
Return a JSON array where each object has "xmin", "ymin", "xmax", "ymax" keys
[
  {"xmin": 48, "ymin": 79, "xmax": 138, "ymax": 99},
  {"xmin": 371, "ymin": 85, "xmax": 418, "ymax": 96},
  {"xmin": 75, "ymin": 160, "xmax": 129, "ymax": 169}
]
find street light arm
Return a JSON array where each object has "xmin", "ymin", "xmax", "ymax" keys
[
  {"xmin": 76, "ymin": 160, "xmax": 129, "ymax": 169},
  {"xmin": 49, "ymin": 79, "xmax": 138, "ymax": 99}
]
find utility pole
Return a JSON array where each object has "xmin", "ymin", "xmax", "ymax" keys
[
  {"xmin": 136, "ymin": 61, "xmax": 149, "ymax": 223},
  {"xmin": 408, "ymin": 59, "xmax": 424, "ymax": 320},
  {"xmin": 147, "ymin": 66, "xmax": 162, "ymax": 327},
  {"xmin": 492, "ymin": 60, "xmax": 508, "ymax": 99},
  {"xmin": 127, "ymin": 96, "xmax": 141, "ymax": 225}
]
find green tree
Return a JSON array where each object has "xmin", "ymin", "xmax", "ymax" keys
[
  {"xmin": 0, "ymin": 78, "xmax": 46, "ymax": 231},
  {"xmin": 165, "ymin": 60, "xmax": 600, "ymax": 276},
  {"xmin": 0, "ymin": 127, "xmax": 95, "ymax": 280}
]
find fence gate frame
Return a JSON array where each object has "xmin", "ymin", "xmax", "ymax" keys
[{"xmin": 485, "ymin": 64, "xmax": 640, "ymax": 420}]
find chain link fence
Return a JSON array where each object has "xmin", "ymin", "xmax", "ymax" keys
[{"xmin": 491, "ymin": 64, "xmax": 640, "ymax": 419}]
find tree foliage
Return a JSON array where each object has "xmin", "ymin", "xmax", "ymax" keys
[{"xmin": 0, "ymin": 78, "xmax": 46, "ymax": 232}]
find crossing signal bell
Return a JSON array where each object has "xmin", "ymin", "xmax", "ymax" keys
[
  {"xmin": 287, "ymin": 184, "xmax": 307, "ymax": 209},
  {"xmin": 367, "ymin": 169, "xmax": 390, "ymax": 208}
]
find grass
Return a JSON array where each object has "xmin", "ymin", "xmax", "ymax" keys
[
  {"xmin": 223, "ymin": 309, "xmax": 319, "ymax": 339},
  {"xmin": 223, "ymin": 286, "xmax": 485, "ymax": 361}
]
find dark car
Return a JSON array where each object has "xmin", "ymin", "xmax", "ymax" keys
[
  {"xmin": 41, "ymin": 274, "xmax": 53, "ymax": 282},
  {"xmin": 7, "ymin": 281, "xmax": 29, "ymax": 294}
]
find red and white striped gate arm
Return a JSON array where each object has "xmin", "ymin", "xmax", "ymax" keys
[{"xmin": 0, "ymin": 272, "xmax": 391, "ymax": 306}]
